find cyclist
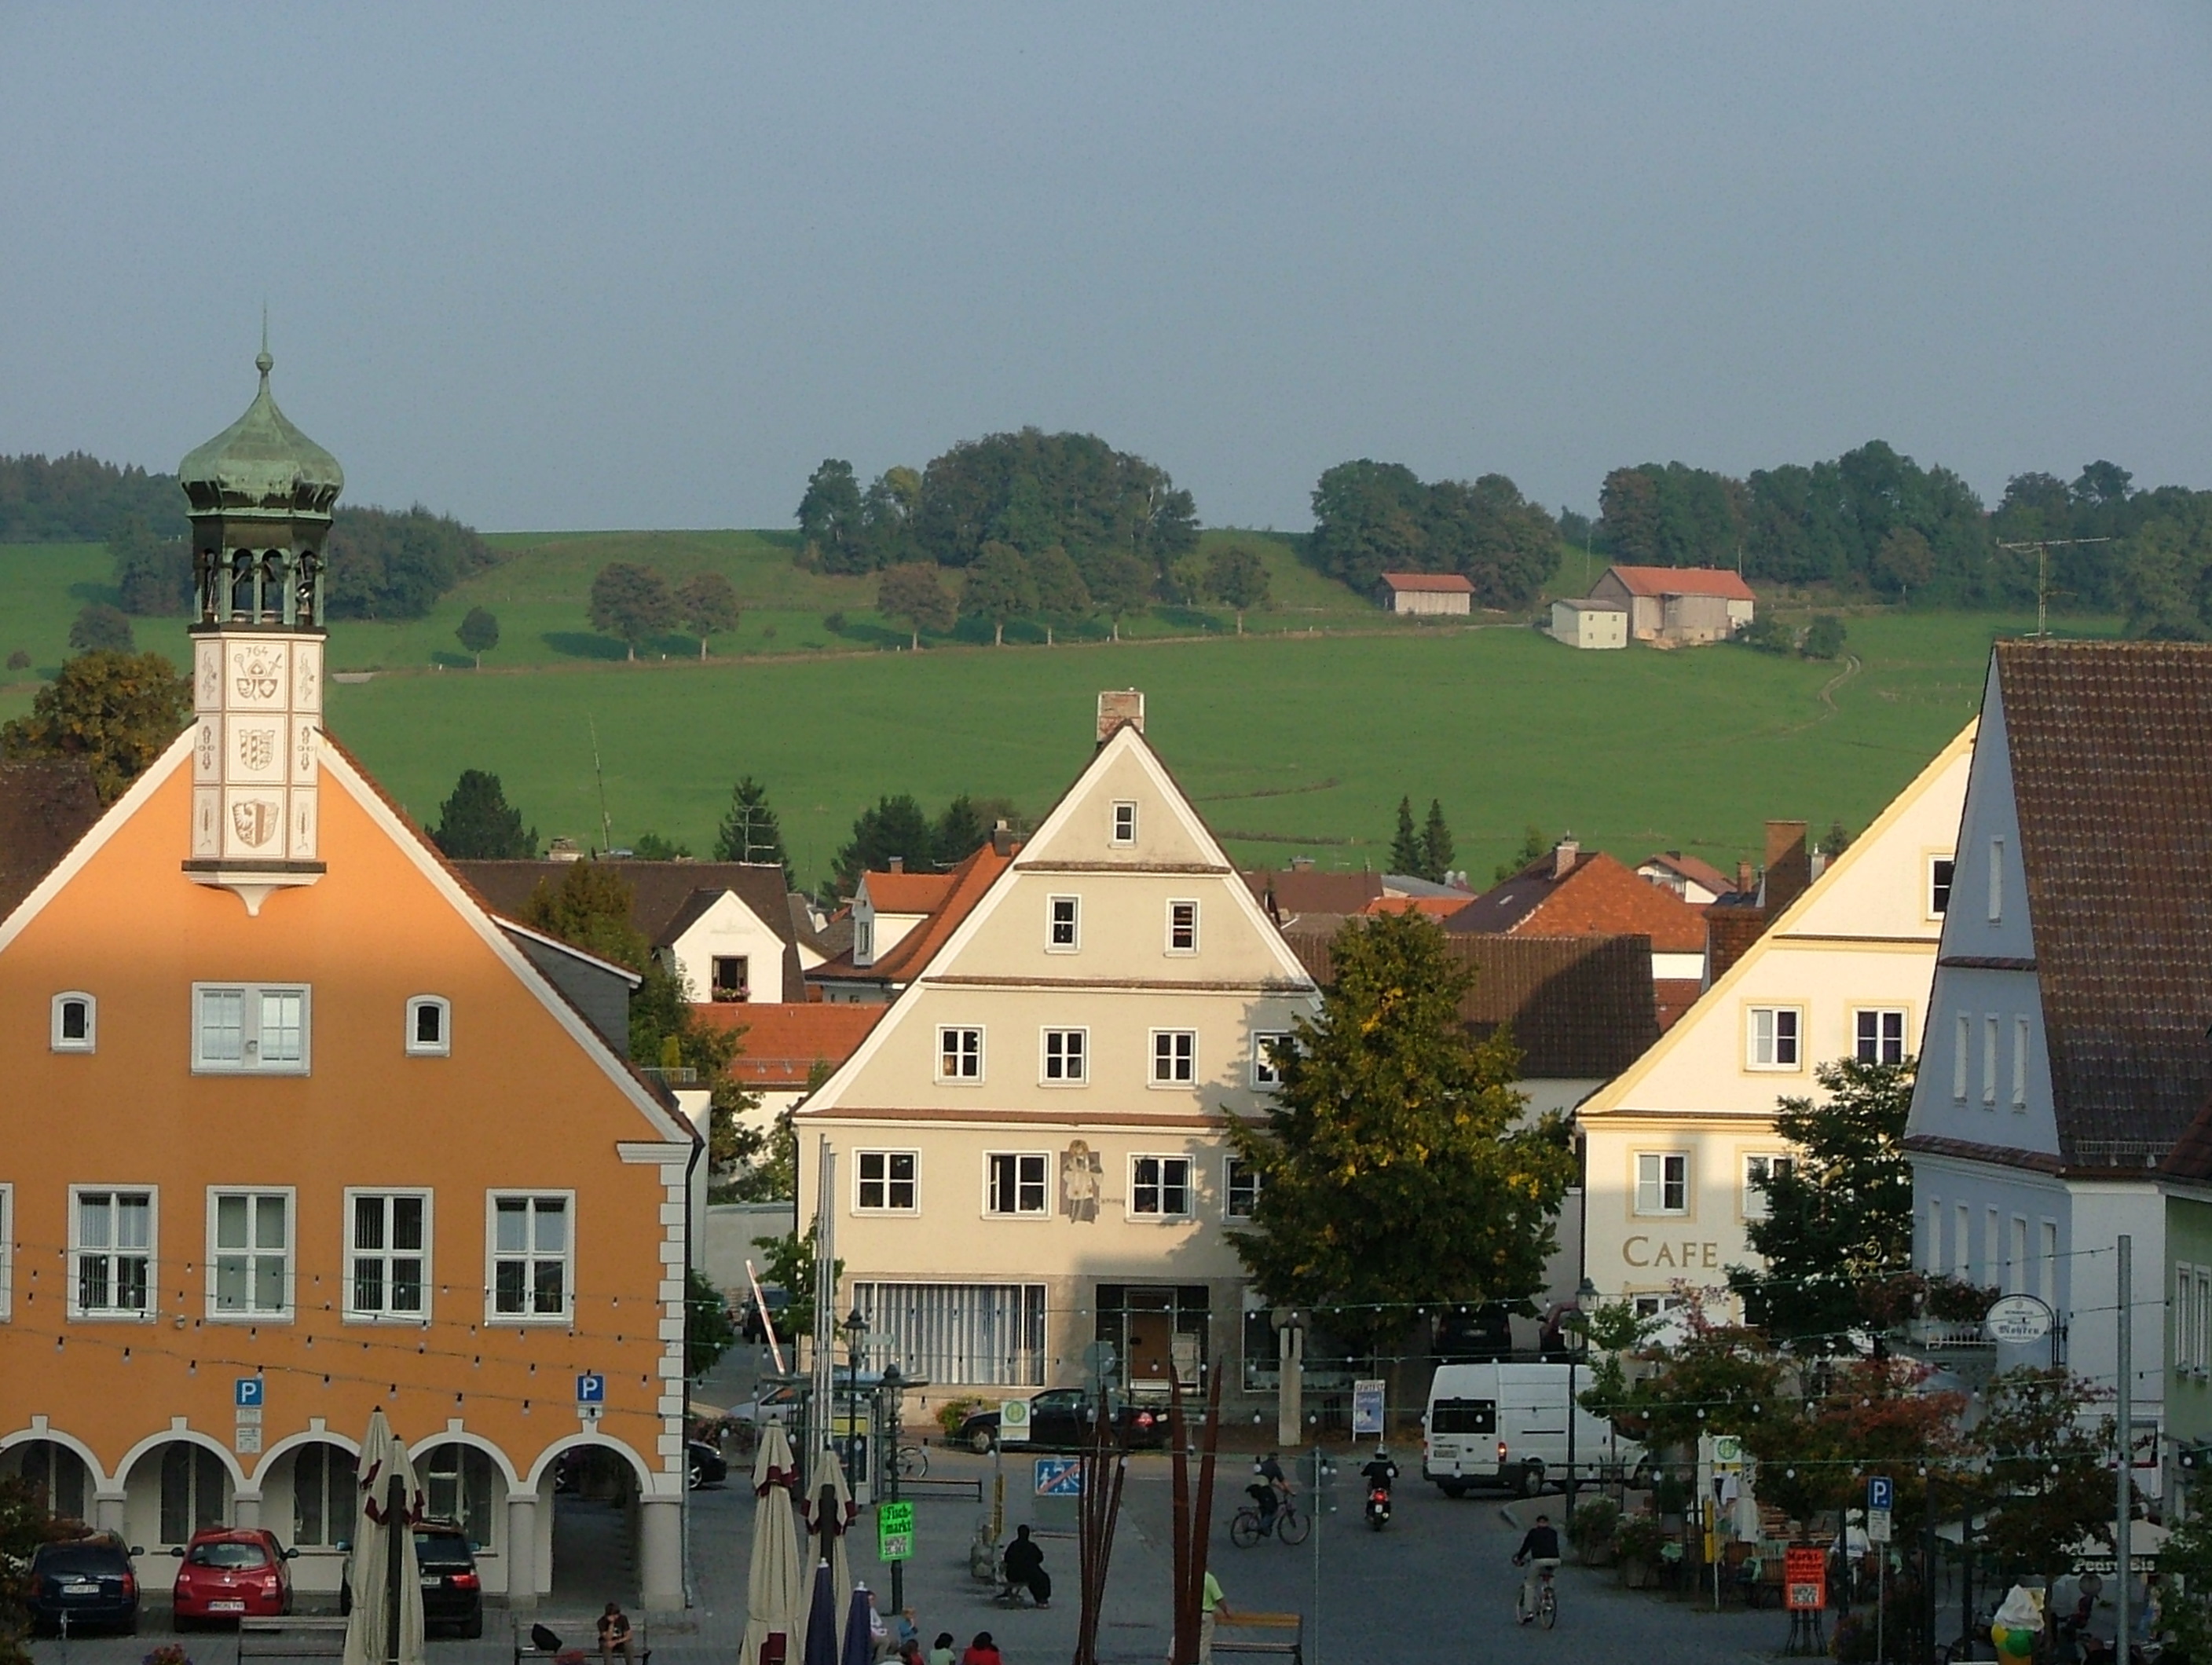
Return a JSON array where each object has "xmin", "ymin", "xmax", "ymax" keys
[
  {"xmin": 1248, "ymin": 1452, "xmax": 1292, "ymax": 1535},
  {"xmin": 1512, "ymin": 1513, "xmax": 1562, "ymax": 1625}
]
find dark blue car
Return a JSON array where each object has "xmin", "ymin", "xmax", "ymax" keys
[{"xmin": 27, "ymin": 1533, "xmax": 143, "ymax": 1635}]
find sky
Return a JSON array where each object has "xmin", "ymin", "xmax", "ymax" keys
[{"xmin": 2, "ymin": 5, "xmax": 2207, "ymax": 533}]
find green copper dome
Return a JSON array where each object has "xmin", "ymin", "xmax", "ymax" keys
[{"xmin": 178, "ymin": 349, "xmax": 344, "ymax": 518}]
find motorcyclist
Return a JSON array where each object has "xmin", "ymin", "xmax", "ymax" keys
[
  {"xmin": 1248, "ymin": 1452, "xmax": 1291, "ymax": 1533},
  {"xmin": 1360, "ymin": 1447, "xmax": 1398, "ymax": 1493},
  {"xmin": 1512, "ymin": 1513, "xmax": 1563, "ymax": 1625}
]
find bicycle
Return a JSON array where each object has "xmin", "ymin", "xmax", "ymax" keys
[
  {"xmin": 895, "ymin": 1443, "xmax": 928, "ymax": 1480},
  {"xmin": 1229, "ymin": 1498, "xmax": 1309, "ymax": 1547},
  {"xmin": 1514, "ymin": 1557, "xmax": 1559, "ymax": 1630}
]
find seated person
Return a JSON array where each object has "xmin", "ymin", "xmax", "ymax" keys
[
  {"xmin": 597, "ymin": 1603, "xmax": 633, "ymax": 1664},
  {"xmin": 1002, "ymin": 1524, "xmax": 1052, "ymax": 1606}
]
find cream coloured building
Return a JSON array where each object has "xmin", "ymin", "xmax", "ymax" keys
[
  {"xmin": 1577, "ymin": 723, "xmax": 1972, "ymax": 1315},
  {"xmin": 796, "ymin": 693, "xmax": 1320, "ymax": 1407}
]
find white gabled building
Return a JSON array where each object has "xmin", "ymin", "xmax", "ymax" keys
[
  {"xmin": 797, "ymin": 693, "xmax": 1321, "ymax": 1410},
  {"xmin": 1906, "ymin": 642, "xmax": 2212, "ymax": 1495}
]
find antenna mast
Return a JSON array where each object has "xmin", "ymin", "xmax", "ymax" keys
[
  {"xmin": 1996, "ymin": 537, "xmax": 2111, "ymax": 639},
  {"xmin": 588, "ymin": 715, "xmax": 613, "ymax": 854}
]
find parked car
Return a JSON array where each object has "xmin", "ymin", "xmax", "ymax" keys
[
  {"xmin": 340, "ymin": 1520, "xmax": 483, "ymax": 1638},
  {"xmin": 686, "ymin": 1439, "xmax": 727, "ymax": 1489},
  {"xmin": 956, "ymin": 1388, "xmax": 1167, "ymax": 1454},
  {"xmin": 1432, "ymin": 1302, "xmax": 1514, "ymax": 1363},
  {"xmin": 26, "ymin": 1533, "xmax": 142, "ymax": 1636},
  {"xmin": 170, "ymin": 1527, "xmax": 295, "ymax": 1625}
]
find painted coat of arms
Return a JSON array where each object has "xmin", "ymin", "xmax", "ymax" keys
[{"xmin": 231, "ymin": 800, "xmax": 280, "ymax": 848}]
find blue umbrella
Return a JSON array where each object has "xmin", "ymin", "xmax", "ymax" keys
[
  {"xmin": 803, "ymin": 1560, "xmax": 838, "ymax": 1665},
  {"xmin": 840, "ymin": 1586, "xmax": 873, "ymax": 1665}
]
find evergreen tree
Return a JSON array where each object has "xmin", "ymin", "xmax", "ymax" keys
[
  {"xmin": 0, "ymin": 648, "xmax": 190, "ymax": 802},
  {"xmin": 829, "ymin": 793, "xmax": 936, "ymax": 899},
  {"xmin": 935, "ymin": 794, "xmax": 988, "ymax": 862},
  {"xmin": 713, "ymin": 775, "xmax": 793, "ymax": 885},
  {"xmin": 1496, "ymin": 824, "xmax": 1549, "ymax": 883},
  {"xmin": 430, "ymin": 768, "xmax": 537, "ymax": 859},
  {"xmin": 1421, "ymin": 799, "xmax": 1455, "ymax": 883},
  {"xmin": 1226, "ymin": 912, "xmax": 1575, "ymax": 1364},
  {"xmin": 1389, "ymin": 796, "xmax": 1423, "ymax": 875}
]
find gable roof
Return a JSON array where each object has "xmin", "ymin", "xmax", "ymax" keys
[
  {"xmin": 1994, "ymin": 640, "xmax": 2212, "ymax": 1164},
  {"xmin": 1639, "ymin": 851, "xmax": 1736, "ymax": 897},
  {"xmin": 1284, "ymin": 928, "xmax": 1657, "ymax": 1080},
  {"xmin": 691, "ymin": 1001, "xmax": 887, "ymax": 1090},
  {"xmin": 1379, "ymin": 572, "xmax": 1476, "ymax": 594},
  {"xmin": 1243, "ymin": 865, "xmax": 1385, "ymax": 923},
  {"xmin": 0, "ymin": 758, "xmax": 103, "ymax": 918},
  {"xmin": 1602, "ymin": 565, "xmax": 1756, "ymax": 602},
  {"xmin": 1448, "ymin": 847, "xmax": 1708, "ymax": 954},
  {"xmin": 810, "ymin": 843, "xmax": 1015, "ymax": 986},
  {"xmin": 863, "ymin": 869, "xmax": 958, "ymax": 914}
]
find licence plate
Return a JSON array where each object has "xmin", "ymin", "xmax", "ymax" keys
[
  {"xmin": 64, "ymin": 1583, "xmax": 98, "ymax": 1596},
  {"xmin": 211, "ymin": 1601, "xmax": 246, "ymax": 1613},
  {"xmin": 420, "ymin": 1576, "xmax": 441, "ymax": 1588}
]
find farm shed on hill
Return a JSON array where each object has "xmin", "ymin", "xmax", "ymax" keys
[
  {"xmin": 1378, "ymin": 571, "xmax": 1474, "ymax": 615},
  {"xmin": 1549, "ymin": 595, "xmax": 1628, "ymax": 650},
  {"xmin": 1589, "ymin": 565, "xmax": 1755, "ymax": 646}
]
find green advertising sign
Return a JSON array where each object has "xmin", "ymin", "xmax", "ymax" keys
[{"xmin": 877, "ymin": 1500, "xmax": 915, "ymax": 1562}]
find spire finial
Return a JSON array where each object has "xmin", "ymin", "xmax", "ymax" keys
[{"xmin": 257, "ymin": 306, "xmax": 273, "ymax": 379}]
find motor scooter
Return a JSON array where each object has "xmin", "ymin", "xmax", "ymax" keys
[{"xmin": 1364, "ymin": 1484, "xmax": 1391, "ymax": 1531}]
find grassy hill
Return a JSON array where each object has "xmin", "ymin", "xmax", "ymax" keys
[{"xmin": 0, "ymin": 533, "xmax": 2108, "ymax": 891}]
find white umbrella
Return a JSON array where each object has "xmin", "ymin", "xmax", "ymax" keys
[
  {"xmin": 342, "ymin": 1410, "xmax": 427, "ymax": 1665},
  {"xmin": 797, "ymin": 1441, "xmax": 856, "ymax": 1659},
  {"xmin": 738, "ymin": 1423, "xmax": 807, "ymax": 1665}
]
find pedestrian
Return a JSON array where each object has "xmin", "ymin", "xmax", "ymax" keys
[
  {"xmin": 596, "ymin": 1603, "xmax": 633, "ymax": 1665},
  {"xmin": 1200, "ymin": 1568, "xmax": 1229, "ymax": 1663},
  {"xmin": 926, "ymin": 1633, "xmax": 957, "ymax": 1665},
  {"xmin": 959, "ymin": 1632, "xmax": 1003, "ymax": 1665}
]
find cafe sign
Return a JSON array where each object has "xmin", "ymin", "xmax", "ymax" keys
[{"xmin": 1984, "ymin": 1294, "xmax": 2054, "ymax": 1346}]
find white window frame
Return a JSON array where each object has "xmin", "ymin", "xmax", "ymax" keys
[
  {"xmin": 1634, "ymin": 1152, "xmax": 1689, "ymax": 1217},
  {"xmin": 936, "ymin": 1026, "xmax": 984, "ymax": 1084},
  {"xmin": 1742, "ymin": 1154, "xmax": 1793, "ymax": 1220},
  {"xmin": 1040, "ymin": 1027, "xmax": 1087, "ymax": 1085},
  {"xmin": 983, "ymin": 1151, "xmax": 1050, "ymax": 1218},
  {"xmin": 207, "ymin": 1187, "xmax": 295, "ymax": 1323},
  {"xmin": 485, "ymin": 1191, "xmax": 575, "ymax": 1324},
  {"xmin": 1982, "ymin": 1014, "xmax": 1999, "ymax": 1106},
  {"xmin": 1953, "ymin": 1014, "xmax": 1970, "ymax": 1100},
  {"xmin": 405, "ymin": 996, "xmax": 451, "ymax": 1058},
  {"xmin": 1927, "ymin": 854, "xmax": 1954, "ymax": 920},
  {"xmin": 1225, "ymin": 1158, "xmax": 1260, "ymax": 1222},
  {"xmin": 1046, "ymin": 895, "xmax": 1081, "ymax": 953},
  {"xmin": 855, "ymin": 1150, "xmax": 920, "ymax": 1214},
  {"xmin": 2012, "ymin": 1016, "xmax": 2030, "ymax": 1108},
  {"xmin": 51, "ymin": 991, "xmax": 96, "ymax": 1053},
  {"xmin": 68, "ymin": 1187, "xmax": 156, "ymax": 1320},
  {"xmin": 1111, "ymin": 801, "xmax": 1138, "ymax": 847},
  {"xmin": 855, "ymin": 917, "xmax": 874, "ymax": 961},
  {"xmin": 192, "ymin": 982, "xmax": 312, "ymax": 1074},
  {"xmin": 1988, "ymin": 837, "xmax": 2005, "ymax": 921},
  {"xmin": 1166, "ymin": 898, "xmax": 1199, "ymax": 955},
  {"xmin": 1853, "ymin": 1007, "xmax": 1907, "ymax": 1067},
  {"xmin": 1128, "ymin": 1154, "xmax": 1193, "ymax": 1220},
  {"xmin": 1150, "ymin": 1028, "xmax": 1197, "ymax": 1086},
  {"xmin": 1251, "ymin": 1031, "xmax": 1291, "ymax": 1089},
  {"xmin": 1745, "ymin": 1005, "xmax": 1802, "ymax": 1070},
  {"xmin": 343, "ymin": 1189, "xmax": 433, "ymax": 1323}
]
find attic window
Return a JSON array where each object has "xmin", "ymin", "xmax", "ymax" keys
[
  {"xmin": 1111, "ymin": 802, "xmax": 1138, "ymax": 847},
  {"xmin": 1928, "ymin": 857, "xmax": 1954, "ymax": 917},
  {"xmin": 405, "ymin": 997, "xmax": 451, "ymax": 1057},
  {"xmin": 712, "ymin": 955, "xmax": 750, "ymax": 1002},
  {"xmin": 52, "ymin": 993, "xmax": 96, "ymax": 1053}
]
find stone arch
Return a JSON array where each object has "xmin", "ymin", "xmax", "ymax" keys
[
  {"xmin": 249, "ymin": 1428, "xmax": 361, "ymax": 1489},
  {"xmin": 114, "ymin": 1427, "xmax": 248, "ymax": 1495},
  {"xmin": 520, "ymin": 1429, "xmax": 656, "ymax": 1495},
  {"xmin": 0, "ymin": 1425, "xmax": 109, "ymax": 1490}
]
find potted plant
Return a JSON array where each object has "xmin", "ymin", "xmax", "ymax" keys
[
  {"xmin": 1613, "ymin": 1514, "xmax": 1668, "ymax": 1589},
  {"xmin": 1566, "ymin": 1497, "xmax": 1621, "ymax": 1567}
]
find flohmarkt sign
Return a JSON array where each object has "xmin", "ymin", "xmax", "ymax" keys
[{"xmin": 877, "ymin": 1500, "xmax": 914, "ymax": 1562}]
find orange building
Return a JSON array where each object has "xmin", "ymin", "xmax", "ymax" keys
[{"xmin": 0, "ymin": 353, "xmax": 698, "ymax": 1611}]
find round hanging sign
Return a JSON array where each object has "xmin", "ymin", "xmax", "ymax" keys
[{"xmin": 1984, "ymin": 1293, "xmax": 2055, "ymax": 1345}]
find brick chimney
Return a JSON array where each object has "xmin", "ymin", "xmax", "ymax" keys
[
  {"xmin": 888, "ymin": 856, "xmax": 904, "ymax": 874},
  {"xmin": 991, "ymin": 819, "xmax": 1014, "ymax": 857},
  {"xmin": 1762, "ymin": 820, "xmax": 1811, "ymax": 913},
  {"xmin": 1552, "ymin": 838, "xmax": 1580, "ymax": 880},
  {"xmin": 1097, "ymin": 689, "xmax": 1145, "ymax": 741},
  {"xmin": 1735, "ymin": 860, "xmax": 1754, "ymax": 898},
  {"xmin": 1290, "ymin": 855, "xmax": 1315, "ymax": 873}
]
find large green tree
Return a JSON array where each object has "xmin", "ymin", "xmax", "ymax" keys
[
  {"xmin": 713, "ymin": 774, "xmax": 793, "ymax": 884},
  {"xmin": 523, "ymin": 859, "xmax": 650, "ymax": 969},
  {"xmin": 676, "ymin": 570, "xmax": 742, "ymax": 659},
  {"xmin": 1203, "ymin": 541, "xmax": 1271, "ymax": 633},
  {"xmin": 1974, "ymin": 1368, "xmax": 2123, "ymax": 1590},
  {"xmin": 1225, "ymin": 911, "xmax": 1575, "ymax": 1363},
  {"xmin": 877, "ymin": 562, "xmax": 956, "ymax": 648},
  {"xmin": 910, "ymin": 427, "xmax": 1197, "ymax": 580},
  {"xmin": 959, "ymin": 541, "xmax": 1037, "ymax": 645},
  {"xmin": 797, "ymin": 459, "xmax": 866, "ymax": 572},
  {"xmin": 110, "ymin": 513, "xmax": 192, "ymax": 615},
  {"xmin": 1311, "ymin": 460, "xmax": 1558, "ymax": 606},
  {"xmin": 1727, "ymin": 1057, "xmax": 1916, "ymax": 1349},
  {"xmin": 1029, "ymin": 544, "xmax": 1093, "ymax": 642},
  {"xmin": 588, "ymin": 562, "xmax": 676, "ymax": 658},
  {"xmin": 1086, "ymin": 548, "xmax": 1153, "ymax": 640},
  {"xmin": 0, "ymin": 648, "xmax": 189, "ymax": 802},
  {"xmin": 430, "ymin": 768, "xmax": 537, "ymax": 858},
  {"xmin": 68, "ymin": 603, "xmax": 134, "ymax": 654},
  {"xmin": 326, "ymin": 504, "xmax": 500, "ymax": 620},
  {"xmin": 456, "ymin": 606, "xmax": 500, "ymax": 668}
]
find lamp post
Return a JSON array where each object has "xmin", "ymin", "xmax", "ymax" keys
[
  {"xmin": 1564, "ymin": 1277, "xmax": 1597, "ymax": 1525},
  {"xmin": 882, "ymin": 1362, "xmax": 903, "ymax": 1613},
  {"xmin": 842, "ymin": 1306, "xmax": 866, "ymax": 1491}
]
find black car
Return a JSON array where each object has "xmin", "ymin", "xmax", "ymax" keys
[
  {"xmin": 340, "ymin": 1520, "xmax": 482, "ymax": 1638},
  {"xmin": 686, "ymin": 1439, "xmax": 727, "ymax": 1490},
  {"xmin": 957, "ymin": 1388, "xmax": 1168, "ymax": 1454},
  {"xmin": 27, "ymin": 1533, "xmax": 143, "ymax": 1636}
]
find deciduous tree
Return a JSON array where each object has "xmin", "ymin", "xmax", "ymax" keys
[
  {"xmin": 68, "ymin": 603, "xmax": 134, "ymax": 654},
  {"xmin": 1203, "ymin": 542, "xmax": 1271, "ymax": 633},
  {"xmin": 959, "ymin": 541, "xmax": 1037, "ymax": 646},
  {"xmin": 456, "ymin": 606, "xmax": 500, "ymax": 668},
  {"xmin": 522, "ymin": 859, "xmax": 649, "ymax": 970},
  {"xmin": 1226, "ymin": 912, "xmax": 1575, "ymax": 1365},
  {"xmin": 1083, "ymin": 549, "xmax": 1153, "ymax": 640},
  {"xmin": 1974, "ymin": 1368, "xmax": 2122, "ymax": 1590},
  {"xmin": 676, "ymin": 570, "xmax": 742, "ymax": 659},
  {"xmin": 877, "ymin": 562, "xmax": 955, "ymax": 648},
  {"xmin": 430, "ymin": 768, "xmax": 537, "ymax": 859},
  {"xmin": 797, "ymin": 459, "xmax": 866, "ymax": 572},
  {"xmin": 588, "ymin": 562, "xmax": 676, "ymax": 659},
  {"xmin": 110, "ymin": 514, "xmax": 192, "ymax": 615},
  {"xmin": 0, "ymin": 648, "xmax": 189, "ymax": 802},
  {"xmin": 1030, "ymin": 544, "xmax": 1093, "ymax": 644}
]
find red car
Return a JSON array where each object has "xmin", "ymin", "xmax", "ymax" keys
[{"xmin": 170, "ymin": 1528, "xmax": 295, "ymax": 1625}]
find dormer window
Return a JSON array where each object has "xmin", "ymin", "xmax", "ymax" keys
[
  {"xmin": 51, "ymin": 993, "xmax": 96, "ymax": 1053},
  {"xmin": 405, "ymin": 996, "xmax": 451, "ymax": 1057},
  {"xmin": 855, "ymin": 918, "xmax": 875, "ymax": 963},
  {"xmin": 711, "ymin": 956, "xmax": 750, "ymax": 1002},
  {"xmin": 1111, "ymin": 802, "xmax": 1138, "ymax": 847}
]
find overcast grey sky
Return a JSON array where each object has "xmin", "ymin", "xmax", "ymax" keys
[{"xmin": 3, "ymin": 5, "xmax": 2207, "ymax": 532}]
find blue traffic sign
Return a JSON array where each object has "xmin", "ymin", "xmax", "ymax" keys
[
  {"xmin": 1034, "ymin": 1457, "xmax": 1083, "ymax": 1498},
  {"xmin": 235, "ymin": 1378, "xmax": 265, "ymax": 1409},
  {"xmin": 1868, "ymin": 1476, "xmax": 1893, "ymax": 1513},
  {"xmin": 576, "ymin": 1374, "xmax": 606, "ymax": 1405}
]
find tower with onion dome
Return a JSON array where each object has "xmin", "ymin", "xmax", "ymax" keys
[{"xmin": 178, "ymin": 341, "xmax": 344, "ymax": 912}]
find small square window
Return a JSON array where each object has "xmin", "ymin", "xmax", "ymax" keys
[
  {"xmin": 710, "ymin": 956, "xmax": 750, "ymax": 1002},
  {"xmin": 1635, "ymin": 1153, "xmax": 1688, "ymax": 1216},
  {"xmin": 1251, "ymin": 1032, "xmax": 1291, "ymax": 1088},
  {"xmin": 986, "ymin": 1153, "xmax": 1049, "ymax": 1217},
  {"xmin": 1166, "ymin": 900, "xmax": 1199, "ymax": 953},
  {"xmin": 405, "ymin": 997, "xmax": 451, "ymax": 1057},
  {"xmin": 1151, "ymin": 1029, "xmax": 1196, "ymax": 1085},
  {"xmin": 1048, "ymin": 896, "xmax": 1081, "ymax": 952},
  {"xmin": 1854, "ymin": 1008, "xmax": 1906, "ymax": 1066},
  {"xmin": 1747, "ymin": 1006, "xmax": 1800, "ymax": 1069},
  {"xmin": 857, "ymin": 1151, "xmax": 918, "ymax": 1213},
  {"xmin": 51, "ymin": 993, "xmax": 95, "ymax": 1052},
  {"xmin": 1042, "ymin": 1028, "xmax": 1087, "ymax": 1083},
  {"xmin": 939, "ymin": 1026, "xmax": 983, "ymax": 1082},
  {"xmin": 1111, "ymin": 802, "xmax": 1138, "ymax": 846},
  {"xmin": 1225, "ymin": 1159, "xmax": 1261, "ymax": 1220},
  {"xmin": 1130, "ymin": 1155, "xmax": 1192, "ymax": 1218},
  {"xmin": 1928, "ymin": 857, "xmax": 1954, "ymax": 917}
]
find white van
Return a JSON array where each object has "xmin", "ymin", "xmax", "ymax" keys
[{"xmin": 1422, "ymin": 1363, "xmax": 1643, "ymax": 1497}]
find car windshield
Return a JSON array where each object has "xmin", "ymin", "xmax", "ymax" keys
[
  {"xmin": 414, "ymin": 1534, "xmax": 474, "ymax": 1569},
  {"xmin": 189, "ymin": 1542, "xmax": 269, "ymax": 1568},
  {"xmin": 35, "ymin": 1544, "xmax": 126, "ymax": 1575}
]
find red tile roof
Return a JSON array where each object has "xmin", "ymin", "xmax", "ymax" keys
[
  {"xmin": 1639, "ymin": 851, "xmax": 1737, "ymax": 898},
  {"xmin": 863, "ymin": 870, "xmax": 958, "ymax": 913},
  {"xmin": 1604, "ymin": 565, "xmax": 1756, "ymax": 602},
  {"xmin": 1379, "ymin": 572, "xmax": 1476, "ymax": 594},
  {"xmin": 1448, "ymin": 848, "xmax": 1708, "ymax": 955},
  {"xmin": 1363, "ymin": 895, "xmax": 1474, "ymax": 917},
  {"xmin": 1654, "ymin": 979, "xmax": 1705, "ymax": 1033},
  {"xmin": 692, "ymin": 1001, "xmax": 886, "ymax": 1089},
  {"xmin": 811, "ymin": 843, "xmax": 1015, "ymax": 986}
]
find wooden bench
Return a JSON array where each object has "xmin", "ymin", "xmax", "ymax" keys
[
  {"xmin": 239, "ymin": 1616, "xmax": 347, "ymax": 1661},
  {"xmin": 1213, "ymin": 1610, "xmax": 1303, "ymax": 1663},
  {"xmin": 514, "ymin": 1613, "xmax": 653, "ymax": 1665}
]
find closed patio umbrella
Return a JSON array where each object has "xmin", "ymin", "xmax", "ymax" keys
[
  {"xmin": 800, "ymin": 1442, "xmax": 856, "ymax": 1656},
  {"xmin": 341, "ymin": 1410, "xmax": 426, "ymax": 1665},
  {"xmin": 839, "ymin": 1586, "xmax": 873, "ymax": 1665},
  {"xmin": 738, "ymin": 1423, "xmax": 806, "ymax": 1665},
  {"xmin": 801, "ymin": 1560, "xmax": 838, "ymax": 1665}
]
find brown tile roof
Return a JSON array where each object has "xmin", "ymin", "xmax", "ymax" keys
[
  {"xmin": 810, "ymin": 843, "xmax": 1014, "ymax": 987},
  {"xmin": 1364, "ymin": 895, "xmax": 1475, "ymax": 918},
  {"xmin": 1379, "ymin": 572, "xmax": 1476, "ymax": 594},
  {"xmin": 2163, "ymin": 1099, "xmax": 2212, "ymax": 1184},
  {"xmin": 1995, "ymin": 640, "xmax": 2212, "ymax": 1166},
  {"xmin": 1654, "ymin": 979, "xmax": 1705, "ymax": 1033},
  {"xmin": 0, "ymin": 758, "xmax": 103, "ymax": 919},
  {"xmin": 1448, "ymin": 847, "xmax": 1708, "ymax": 954},
  {"xmin": 1243, "ymin": 866, "xmax": 1385, "ymax": 922},
  {"xmin": 1284, "ymin": 928, "xmax": 1657, "ymax": 1080},
  {"xmin": 691, "ymin": 1001, "xmax": 886, "ymax": 1089},
  {"xmin": 1603, "ymin": 565, "xmax": 1756, "ymax": 602},
  {"xmin": 1640, "ymin": 851, "xmax": 1736, "ymax": 898}
]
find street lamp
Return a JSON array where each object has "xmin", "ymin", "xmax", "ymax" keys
[
  {"xmin": 1564, "ymin": 1277, "xmax": 1598, "ymax": 1524},
  {"xmin": 842, "ymin": 1306, "xmax": 866, "ymax": 1490},
  {"xmin": 881, "ymin": 1362, "xmax": 904, "ymax": 1612}
]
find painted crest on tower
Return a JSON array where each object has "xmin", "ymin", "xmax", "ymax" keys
[{"xmin": 231, "ymin": 799, "xmax": 280, "ymax": 848}]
